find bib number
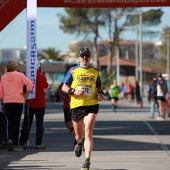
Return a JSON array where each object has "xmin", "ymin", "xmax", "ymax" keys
[{"xmin": 78, "ymin": 85, "xmax": 92, "ymax": 96}]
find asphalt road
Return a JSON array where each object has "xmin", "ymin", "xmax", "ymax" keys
[{"xmin": 0, "ymin": 98, "xmax": 170, "ymax": 170}]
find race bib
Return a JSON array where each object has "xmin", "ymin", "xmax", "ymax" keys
[{"xmin": 78, "ymin": 85, "xmax": 92, "ymax": 96}]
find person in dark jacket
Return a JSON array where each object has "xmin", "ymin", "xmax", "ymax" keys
[
  {"xmin": 149, "ymin": 77, "xmax": 160, "ymax": 118},
  {"xmin": 0, "ymin": 66, "xmax": 7, "ymax": 147},
  {"xmin": 135, "ymin": 81, "xmax": 141, "ymax": 106},
  {"xmin": 19, "ymin": 61, "xmax": 49, "ymax": 149}
]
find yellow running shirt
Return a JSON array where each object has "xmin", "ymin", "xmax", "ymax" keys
[{"xmin": 63, "ymin": 65, "xmax": 101, "ymax": 108}]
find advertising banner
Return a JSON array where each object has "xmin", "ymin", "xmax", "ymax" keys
[
  {"xmin": 1, "ymin": 0, "xmax": 170, "ymax": 31},
  {"xmin": 26, "ymin": 0, "xmax": 37, "ymax": 99},
  {"xmin": 46, "ymin": 0, "xmax": 170, "ymax": 8}
]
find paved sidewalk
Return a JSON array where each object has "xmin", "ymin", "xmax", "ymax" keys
[{"xmin": 0, "ymin": 98, "xmax": 170, "ymax": 170}]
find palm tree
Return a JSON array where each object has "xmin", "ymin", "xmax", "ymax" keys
[{"xmin": 42, "ymin": 48, "xmax": 63, "ymax": 61}]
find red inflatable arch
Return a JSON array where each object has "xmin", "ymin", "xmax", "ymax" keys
[{"xmin": 0, "ymin": 0, "xmax": 170, "ymax": 31}]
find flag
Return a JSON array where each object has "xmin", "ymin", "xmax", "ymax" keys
[{"xmin": 26, "ymin": 0, "xmax": 37, "ymax": 99}]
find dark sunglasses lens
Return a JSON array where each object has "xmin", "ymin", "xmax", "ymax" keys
[{"xmin": 81, "ymin": 54, "xmax": 90, "ymax": 58}]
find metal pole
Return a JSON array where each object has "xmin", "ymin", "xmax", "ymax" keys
[
  {"xmin": 123, "ymin": 25, "xmax": 139, "ymax": 82},
  {"xmin": 139, "ymin": 13, "xmax": 143, "ymax": 108},
  {"xmin": 167, "ymin": 35, "xmax": 170, "ymax": 79},
  {"xmin": 123, "ymin": 12, "xmax": 143, "ymax": 106},
  {"xmin": 116, "ymin": 47, "xmax": 120, "ymax": 85},
  {"xmin": 0, "ymin": 48, "xmax": 2, "ymax": 64},
  {"xmin": 135, "ymin": 28, "xmax": 139, "ymax": 81}
]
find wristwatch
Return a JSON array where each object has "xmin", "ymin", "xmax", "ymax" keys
[{"xmin": 68, "ymin": 88, "xmax": 75, "ymax": 95}]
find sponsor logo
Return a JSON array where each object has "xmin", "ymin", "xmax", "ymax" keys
[{"xmin": 63, "ymin": 0, "xmax": 167, "ymax": 5}]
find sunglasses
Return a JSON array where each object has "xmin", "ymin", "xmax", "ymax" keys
[{"xmin": 80, "ymin": 53, "xmax": 91, "ymax": 58}]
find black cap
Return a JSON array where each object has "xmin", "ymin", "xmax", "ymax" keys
[{"xmin": 78, "ymin": 48, "xmax": 91, "ymax": 56}]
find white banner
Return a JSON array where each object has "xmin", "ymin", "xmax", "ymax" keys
[{"xmin": 26, "ymin": 0, "xmax": 37, "ymax": 99}]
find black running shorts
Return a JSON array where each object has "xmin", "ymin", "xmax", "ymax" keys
[
  {"xmin": 111, "ymin": 97, "xmax": 119, "ymax": 101},
  {"xmin": 69, "ymin": 104, "xmax": 99, "ymax": 122},
  {"xmin": 157, "ymin": 96, "xmax": 166, "ymax": 102}
]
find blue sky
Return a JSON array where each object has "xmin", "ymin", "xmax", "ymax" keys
[{"xmin": 0, "ymin": 7, "xmax": 170, "ymax": 54}]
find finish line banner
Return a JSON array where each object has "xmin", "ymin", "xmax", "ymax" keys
[
  {"xmin": 26, "ymin": 0, "xmax": 37, "ymax": 99},
  {"xmin": 51, "ymin": 0, "xmax": 170, "ymax": 7}
]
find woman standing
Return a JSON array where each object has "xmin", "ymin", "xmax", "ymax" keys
[{"xmin": 0, "ymin": 60, "xmax": 33, "ymax": 151}]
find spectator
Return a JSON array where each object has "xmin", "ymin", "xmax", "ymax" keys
[
  {"xmin": 58, "ymin": 82, "xmax": 74, "ymax": 134},
  {"xmin": 149, "ymin": 77, "xmax": 160, "ymax": 118},
  {"xmin": 0, "ymin": 66, "xmax": 7, "ymax": 147},
  {"xmin": 0, "ymin": 98, "xmax": 7, "ymax": 148},
  {"xmin": 0, "ymin": 60, "xmax": 33, "ymax": 151},
  {"xmin": 19, "ymin": 61, "xmax": 49, "ymax": 149},
  {"xmin": 131, "ymin": 84, "xmax": 135, "ymax": 103},
  {"xmin": 167, "ymin": 78, "xmax": 170, "ymax": 92},
  {"xmin": 47, "ymin": 84, "xmax": 55, "ymax": 102},
  {"xmin": 103, "ymin": 87, "xmax": 111, "ymax": 100},
  {"xmin": 156, "ymin": 74, "xmax": 167, "ymax": 120},
  {"xmin": 134, "ymin": 81, "xmax": 141, "ymax": 106},
  {"xmin": 121, "ymin": 83, "xmax": 126, "ymax": 99},
  {"xmin": 125, "ymin": 82, "xmax": 133, "ymax": 102},
  {"xmin": 145, "ymin": 82, "xmax": 150, "ymax": 103},
  {"xmin": 58, "ymin": 82, "xmax": 77, "ymax": 146}
]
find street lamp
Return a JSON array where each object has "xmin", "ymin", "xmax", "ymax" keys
[
  {"xmin": 123, "ymin": 25, "xmax": 139, "ymax": 81},
  {"xmin": 160, "ymin": 34, "xmax": 170, "ymax": 79},
  {"xmin": 124, "ymin": 12, "xmax": 143, "ymax": 107},
  {"xmin": 166, "ymin": 35, "xmax": 170, "ymax": 79},
  {"xmin": 116, "ymin": 47, "xmax": 120, "ymax": 85}
]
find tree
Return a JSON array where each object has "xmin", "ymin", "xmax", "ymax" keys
[
  {"xmin": 43, "ymin": 48, "xmax": 63, "ymax": 61},
  {"xmin": 160, "ymin": 27, "xmax": 170, "ymax": 57},
  {"xmin": 157, "ymin": 27, "xmax": 170, "ymax": 67},
  {"xmin": 102, "ymin": 8, "xmax": 133, "ymax": 74},
  {"xmin": 58, "ymin": 8, "xmax": 163, "ymax": 73},
  {"xmin": 62, "ymin": 46, "xmax": 79, "ymax": 61},
  {"xmin": 103, "ymin": 8, "xmax": 163, "ymax": 74},
  {"xmin": 58, "ymin": 8, "xmax": 106, "ymax": 69},
  {"xmin": 99, "ymin": 69, "xmax": 115, "ymax": 89}
]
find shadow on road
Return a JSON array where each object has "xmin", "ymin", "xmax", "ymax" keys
[{"xmin": 1, "ymin": 101, "xmax": 169, "ymax": 170}]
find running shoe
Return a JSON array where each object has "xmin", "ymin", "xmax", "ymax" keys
[
  {"xmin": 74, "ymin": 141, "xmax": 83, "ymax": 157},
  {"xmin": 81, "ymin": 160, "xmax": 91, "ymax": 170},
  {"xmin": 35, "ymin": 144, "xmax": 46, "ymax": 149}
]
